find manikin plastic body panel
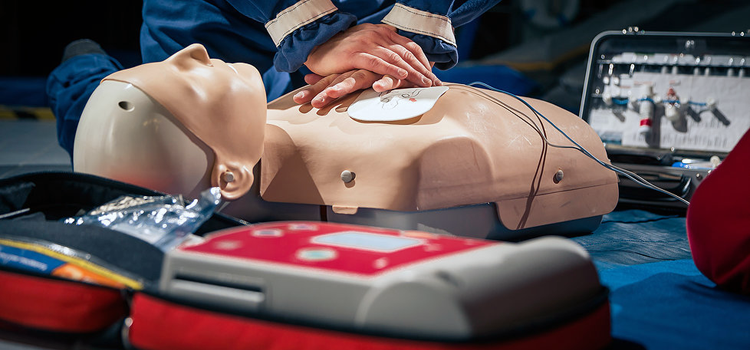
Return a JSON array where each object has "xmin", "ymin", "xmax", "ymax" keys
[
  {"xmin": 73, "ymin": 44, "xmax": 618, "ymax": 238},
  {"xmin": 262, "ymin": 84, "xmax": 618, "ymax": 230},
  {"xmin": 159, "ymin": 221, "xmax": 604, "ymax": 340}
]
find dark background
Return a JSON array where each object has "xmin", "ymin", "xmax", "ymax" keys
[
  {"xmin": 0, "ymin": 0, "xmax": 646, "ymax": 77},
  {"xmin": 0, "ymin": 1, "xmax": 143, "ymax": 76},
  {"xmin": 0, "ymin": 0, "xmax": 743, "ymax": 111}
]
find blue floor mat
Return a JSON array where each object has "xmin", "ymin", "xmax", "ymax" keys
[
  {"xmin": 573, "ymin": 210, "xmax": 691, "ymax": 270},
  {"xmin": 573, "ymin": 210, "xmax": 750, "ymax": 349},
  {"xmin": 601, "ymin": 259, "xmax": 750, "ymax": 350}
]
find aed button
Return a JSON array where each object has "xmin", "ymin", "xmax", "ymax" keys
[
  {"xmin": 252, "ymin": 228, "xmax": 284, "ymax": 237},
  {"xmin": 296, "ymin": 248, "xmax": 338, "ymax": 262}
]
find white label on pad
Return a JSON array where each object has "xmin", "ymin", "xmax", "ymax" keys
[{"xmin": 348, "ymin": 86, "xmax": 449, "ymax": 122}]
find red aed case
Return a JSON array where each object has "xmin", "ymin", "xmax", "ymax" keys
[
  {"xmin": 141, "ymin": 221, "xmax": 610, "ymax": 349},
  {"xmin": 0, "ymin": 173, "xmax": 611, "ymax": 349}
]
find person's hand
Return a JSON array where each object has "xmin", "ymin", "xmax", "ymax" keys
[
  {"xmin": 304, "ymin": 23, "xmax": 440, "ymax": 89},
  {"xmin": 293, "ymin": 70, "xmax": 412, "ymax": 108}
]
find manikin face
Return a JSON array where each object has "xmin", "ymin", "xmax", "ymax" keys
[{"xmin": 74, "ymin": 44, "xmax": 267, "ymax": 200}]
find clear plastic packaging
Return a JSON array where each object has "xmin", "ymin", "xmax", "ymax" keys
[{"xmin": 65, "ymin": 187, "xmax": 222, "ymax": 252}]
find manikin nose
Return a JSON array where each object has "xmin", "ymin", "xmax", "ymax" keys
[{"xmin": 172, "ymin": 43, "xmax": 213, "ymax": 67}]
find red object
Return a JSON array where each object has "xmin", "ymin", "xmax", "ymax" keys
[
  {"xmin": 128, "ymin": 293, "xmax": 611, "ymax": 350},
  {"xmin": 0, "ymin": 269, "xmax": 128, "ymax": 333},
  {"xmin": 687, "ymin": 129, "xmax": 750, "ymax": 294},
  {"xmin": 181, "ymin": 222, "xmax": 494, "ymax": 277},
  {"xmin": 639, "ymin": 118, "xmax": 652, "ymax": 127}
]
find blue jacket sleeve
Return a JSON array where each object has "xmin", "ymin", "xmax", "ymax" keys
[
  {"xmin": 384, "ymin": 0, "xmax": 502, "ymax": 69},
  {"xmin": 224, "ymin": 0, "xmax": 500, "ymax": 72},
  {"xmin": 226, "ymin": 0, "xmax": 356, "ymax": 72}
]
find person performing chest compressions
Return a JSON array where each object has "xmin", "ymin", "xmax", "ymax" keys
[{"xmin": 74, "ymin": 44, "xmax": 618, "ymax": 240}]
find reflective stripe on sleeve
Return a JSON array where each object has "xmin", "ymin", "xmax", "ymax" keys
[
  {"xmin": 382, "ymin": 3, "xmax": 456, "ymax": 47},
  {"xmin": 265, "ymin": 0, "xmax": 339, "ymax": 47}
]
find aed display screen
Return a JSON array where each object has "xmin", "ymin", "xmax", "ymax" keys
[{"xmin": 312, "ymin": 231, "xmax": 422, "ymax": 252}]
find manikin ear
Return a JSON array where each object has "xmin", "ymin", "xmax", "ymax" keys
[{"xmin": 211, "ymin": 160, "xmax": 254, "ymax": 201}]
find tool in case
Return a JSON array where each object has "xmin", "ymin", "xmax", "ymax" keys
[{"xmin": 580, "ymin": 29, "xmax": 750, "ymax": 209}]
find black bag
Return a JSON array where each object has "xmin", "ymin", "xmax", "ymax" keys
[{"xmin": 0, "ymin": 171, "xmax": 241, "ymax": 341}]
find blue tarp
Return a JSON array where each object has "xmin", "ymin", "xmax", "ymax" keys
[{"xmin": 574, "ymin": 210, "xmax": 750, "ymax": 350}]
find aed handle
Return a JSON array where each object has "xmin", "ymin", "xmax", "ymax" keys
[{"xmin": 167, "ymin": 278, "xmax": 266, "ymax": 312}]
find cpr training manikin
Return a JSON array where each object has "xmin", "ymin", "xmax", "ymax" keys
[{"xmin": 73, "ymin": 44, "xmax": 618, "ymax": 240}]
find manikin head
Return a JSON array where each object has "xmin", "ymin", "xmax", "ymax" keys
[{"xmin": 74, "ymin": 44, "xmax": 267, "ymax": 200}]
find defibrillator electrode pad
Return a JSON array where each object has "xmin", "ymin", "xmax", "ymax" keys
[{"xmin": 347, "ymin": 86, "xmax": 449, "ymax": 122}]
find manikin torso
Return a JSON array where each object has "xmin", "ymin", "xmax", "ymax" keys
[{"xmin": 74, "ymin": 44, "xmax": 618, "ymax": 239}]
